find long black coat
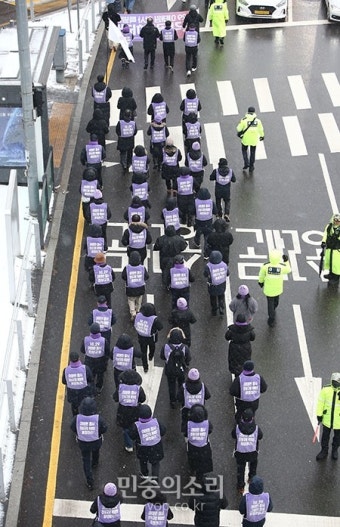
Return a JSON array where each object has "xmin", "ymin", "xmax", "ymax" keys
[
  {"xmin": 129, "ymin": 418, "xmax": 166, "ymax": 462},
  {"xmin": 186, "ymin": 420, "xmax": 213, "ymax": 474},
  {"xmin": 189, "ymin": 490, "xmax": 228, "ymax": 527},
  {"xmin": 225, "ymin": 324, "xmax": 255, "ymax": 376},
  {"xmin": 86, "ymin": 109, "xmax": 109, "ymax": 148}
]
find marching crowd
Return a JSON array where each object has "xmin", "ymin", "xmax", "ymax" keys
[{"xmin": 62, "ymin": 5, "xmax": 340, "ymax": 526}]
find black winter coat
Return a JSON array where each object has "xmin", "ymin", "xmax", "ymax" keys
[
  {"xmin": 140, "ymin": 23, "xmax": 160, "ymax": 50},
  {"xmin": 188, "ymin": 490, "xmax": 228, "ymax": 527},
  {"xmin": 206, "ymin": 230, "xmax": 233, "ymax": 264},
  {"xmin": 177, "ymin": 379, "xmax": 211, "ymax": 434},
  {"xmin": 116, "ymin": 119, "xmax": 137, "ymax": 151},
  {"xmin": 113, "ymin": 386, "xmax": 146, "ymax": 428},
  {"xmin": 225, "ymin": 324, "xmax": 255, "ymax": 376},
  {"xmin": 86, "ymin": 111, "xmax": 109, "ymax": 148},
  {"xmin": 129, "ymin": 418, "xmax": 166, "ymax": 462}
]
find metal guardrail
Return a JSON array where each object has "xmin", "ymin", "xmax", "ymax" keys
[{"xmin": 76, "ymin": 0, "xmax": 103, "ymax": 74}]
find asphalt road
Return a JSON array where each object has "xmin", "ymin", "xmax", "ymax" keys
[{"xmin": 8, "ymin": 1, "xmax": 340, "ymax": 526}]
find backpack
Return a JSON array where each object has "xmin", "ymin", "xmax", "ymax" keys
[{"xmin": 167, "ymin": 344, "xmax": 186, "ymax": 377}]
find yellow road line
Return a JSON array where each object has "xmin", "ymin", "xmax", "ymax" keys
[{"xmin": 42, "ymin": 48, "xmax": 115, "ymax": 527}]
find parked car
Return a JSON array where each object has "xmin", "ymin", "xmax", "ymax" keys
[
  {"xmin": 324, "ymin": 0, "xmax": 340, "ymax": 21},
  {"xmin": 236, "ymin": 0, "xmax": 287, "ymax": 20}
]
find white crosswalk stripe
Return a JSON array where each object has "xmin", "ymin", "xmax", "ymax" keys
[
  {"xmin": 217, "ymin": 80, "xmax": 239, "ymax": 116},
  {"xmin": 282, "ymin": 115, "xmax": 308, "ymax": 156},
  {"xmin": 254, "ymin": 77, "xmax": 275, "ymax": 112},
  {"xmin": 288, "ymin": 75, "xmax": 311, "ymax": 110},
  {"xmin": 204, "ymin": 122, "xmax": 226, "ymax": 167},
  {"xmin": 318, "ymin": 113, "xmax": 340, "ymax": 153},
  {"xmin": 168, "ymin": 125, "xmax": 186, "ymax": 158},
  {"xmin": 322, "ymin": 72, "xmax": 340, "ymax": 107}
]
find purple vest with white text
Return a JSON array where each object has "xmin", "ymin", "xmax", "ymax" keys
[
  {"xmin": 152, "ymin": 101, "xmax": 167, "ymax": 121},
  {"xmin": 120, "ymin": 119, "xmax": 136, "ymax": 137},
  {"xmin": 86, "ymin": 236, "xmax": 105, "ymax": 257},
  {"xmin": 177, "ymin": 175, "xmax": 193, "ymax": 195},
  {"xmin": 236, "ymin": 425, "xmax": 258, "ymax": 453},
  {"xmin": 65, "ymin": 364, "xmax": 87, "ymax": 389},
  {"xmin": 81, "ymin": 179, "xmax": 97, "ymax": 198},
  {"xmin": 184, "ymin": 98, "xmax": 199, "ymax": 116},
  {"xmin": 118, "ymin": 383, "xmax": 139, "ymax": 407},
  {"xmin": 187, "ymin": 419, "xmax": 209, "ymax": 447},
  {"xmin": 145, "ymin": 502, "xmax": 169, "ymax": 527},
  {"xmin": 97, "ymin": 497, "xmax": 121, "ymax": 523},
  {"xmin": 216, "ymin": 168, "xmax": 232, "ymax": 185},
  {"xmin": 187, "ymin": 153, "xmax": 203, "ymax": 172},
  {"xmin": 132, "ymin": 182, "xmax": 148, "ymax": 201},
  {"xmin": 195, "ymin": 199, "xmax": 213, "ymax": 221},
  {"xmin": 207, "ymin": 261, "xmax": 228, "ymax": 285},
  {"xmin": 134, "ymin": 313, "xmax": 156, "ymax": 337},
  {"xmin": 113, "ymin": 346, "xmax": 133, "ymax": 370},
  {"xmin": 163, "ymin": 207, "xmax": 180, "ymax": 231},
  {"xmin": 151, "ymin": 127, "xmax": 166, "ymax": 144},
  {"xmin": 90, "ymin": 202, "xmax": 107, "ymax": 225},
  {"xmin": 245, "ymin": 492, "xmax": 270, "ymax": 522},
  {"xmin": 126, "ymin": 264, "xmax": 145, "ymax": 288},
  {"xmin": 239, "ymin": 373, "xmax": 261, "ymax": 402},
  {"xmin": 92, "ymin": 308, "xmax": 112, "ymax": 332},
  {"xmin": 128, "ymin": 206, "xmax": 145, "ymax": 223},
  {"xmin": 84, "ymin": 335, "xmax": 105, "ymax": 358},
  {"xmin": 170, "ymin": 266, "xmax": 189, "ymax": 289},
  {"xmin": 94, "ymin": 264, "xmax": 112, "ymax": 285},
  {"xmin": 129, "ymin": 228, "xmax": 147, "ymax": 249},
  {"xmin": 92, "ymin": 86, "xmax": 107, "ymax": 104},
  {"xmin": 183, "ymin": 384, "xmax": 205, "ymax": 409},
  {"xmin": 76, "ymin": 413, "xmax": 99, "ymax": 442},
  {"xmin": 86, "ymin": 143, "xmax": 102, "ymax": 164},
  {"xmin": 132, "ymin": 155, "xmax": 148, "ymax": 173},
  {"xmin": 185, "ymin": 121, "xmax": 201, "ymax": 139},
  {"xmin": 136, "ymin": 418, "xmax": 161, "ymax": 446}
]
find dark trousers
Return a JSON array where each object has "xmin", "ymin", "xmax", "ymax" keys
[
  {"xmin": 163, "ymin": 45, "xmax": 175, "ymax": 67},
  {"xmin": 79, "ymin": 447, "xmax": 100, "ymax": 484},
  {"xmin": 194, "ymin": 224, "xmax": 213, "ymax": 256},
  {"xmin": 185, "ymin": 47, "xmax": 198, "ymax": 71},
  {"xmin": 321, "ymin": 425, "xmax": 340, "ymax": 450},
  {"xmin": 210, "ymin": 294, "xmax": 225, "ymax": 314},
  {"xmin": 267, "ymin": 295, "xmax": 279, "ymax": 322},
  {"xmin": 236, "ymin": 458, "xmax": 258, "ymax": 488},
  {"xmin": 242, "ymin": 144, "xmax": 256, "ymax": 169},
  {"xmin": 216, "ymin": 196, "xmax": 230, "ymax": 217},
  {"xmin": 140, "ymin": 340, "xmax": 156, "ymax": 369},
  {"xmin": 166, "ymin": 374, "xmax": 185, "ymax": 403},
  {"xmin": 120, "ymin": 149, "xmax": 133, "ymax": 170},
  {"xmin": 139, "ymin": 459, "xmax": 160, "ymax": 479},
  {"xmin": 144, "ymin": 49, "xmax": 155, "ymax": 67}
]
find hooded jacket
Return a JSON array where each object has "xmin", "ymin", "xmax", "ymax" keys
[
  {"xmin": 161, "ymin": 144, "xmax": 182, "ymax": 178},
  {"xmin": 86, "ymin": 109, "xmax": 109, "ymax": 146},
  {"xmin": 229, "ymin": 294, "xmax": 258, "ymax": 323},
  {"xmin": 232, "ymin": 416, "xmax": 263, "ymax": 461},
  {"xmin": 113, "ymin": 369, "xmax": 146, "ymax": 428},
  {"xmin": 209, "ymin": 162, "xmax": 236, "ymax": 198},
  {"xmin": 117, "ymin": 87, "xmax": 137, "ymax": 120},
  {"xmin": 135, "ymin": 304, "xmax": 163, "ymax": 341},
  {"xmin": 258, "ymin": 249, "xmax": 291, "ymax": 297},
  {"xmin": 316, "ymin": 376, "xmax": 340, "ymax": 429},
  {"xmin": 322, "ymin": 214, "xmax": 340, "ymax": 275},
  {"xmin": 225, "ymin": 323, "xmax": 255, "ymax": 376},
  {"xmin": 70, "ymin": 397, "xmax": 107, "ymax": 449},
  {"xmin": 188, "ymin": 485, "xmax": 228, "ymax": 527},
  {"xmin": 121, "ymin": 221, "xmax": 152, "ymax": 249},
  {"xmin": 140, "ymin": 21, "xmax": 160, "ymax": 50},
  {"xmin": 154, "ymin": 226, "xmax": 188, "ymax": 263},
  {"xmin": 206, "ymin": 219, "xmax": 233, "ymax": 263},
  {"xmin": 195, "ymin": 188, "xmax": 217, "ymax": 225},
  {"xmin": 90, "ymin": 490, "xmax": 123, "ymax": 525},
  {"xmin": 236, "ymin": 112, "xmax": 264, "ymax": 147},
  {"xmin": 239, "ymin": 476, "xmax": 273, "ymax": 527},
  {"xmin": 121, "ymin": 251, "xmax": 149, "ymax": 297}
]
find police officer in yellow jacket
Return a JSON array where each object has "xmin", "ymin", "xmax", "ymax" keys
[
  {"xmin": 258, "ymin": 249, "xmax": 291, "ymax": 327},
  {"xmin": 236, "ymin": 107, "xmax": 264, "ymax": 173},
  {"xmin": 321, "ymin": 213, "xmax": 340, "ymax": 284},
  {"xmin": 316, "ymin": 372, "xmax": 340, "ymax": 461}
]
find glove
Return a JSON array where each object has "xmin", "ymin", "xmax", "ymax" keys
[
  {"xmin": 282, "ymin": 254, "xmax": 289, "ymax": 262},
  {"xmin": 321, "ymin": 242, "xmax": 326, "ymax": 249},
  {"xmin": 258, "ymin": 282, "xmax": 264, "ymax": 288},
  {"xmin": 259, "ymin": 136, "xmax": 264, "ymax": 141},
  {"xmin": 317, "ymin": 416, "xmax": 323, "ymax": 424},
  {"xmin": 210, "ymin": 21, "xmax": 212, "ymax": 27}
]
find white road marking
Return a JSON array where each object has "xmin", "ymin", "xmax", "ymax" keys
[
  {"xmin": 53, "ymin": 499, "xmax": 340, "ymax": 526},
  {"xmin": 204, "ymin": 122, "xmax": 225, "ymax": 167},
  {"xmin": 322, "ymin": 72, "xmax": 340, "ymax": 107},
  {"xmin": 318, "ymin": 113, "xmax": 340, "ymax": 153},
  {"xmin": 110, "ymin": 89, "xmax": 121, "ymax": 127},
  {"xmin": 168, "ymin": 125, "xmax": 186, "ymax": 160},
  {"xmin": 282, "ymin": 116, "xmax": 307, "ymax": 156},
  {"xmin": 254, "ymin": 78, "xmax": 275, "ymax": 113},
  {"xmin": 318, "ymin": 153, "xmax": 339, "ymax": 213},
  {"xmin": 287, "ymin": 75, "xmax": 311, "ymax": 110},
  {"xmin": 201, "ymin": 19, "xmax": 331, "ymax": 32},
  {"xmin": 217, "ymin": 81, "xmax": 238, "ymax": 116}
]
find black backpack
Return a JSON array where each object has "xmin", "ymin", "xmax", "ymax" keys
[{"xmin": 167, "ymin": 344, "xmax": 186, "ymax": 377}]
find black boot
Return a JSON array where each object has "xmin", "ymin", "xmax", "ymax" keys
[
  {"xmin": 331, "ymin": 448, "xmax": 338, "ymax": 460},
  {"xmin": 316, "ymin": 448, "xmax": 328, "ymax": 461}
]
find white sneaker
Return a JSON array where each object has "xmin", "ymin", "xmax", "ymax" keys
[
  {"xmin": 187, "ymin": 70, "xmax": 191, "ymax": 76},
  {"xmin": 192, "ymin": 67, "xmax": 197, "ymax": 72},
  {"xmin": 124, "ymin": 446, "xmax": 133, "ymax": 453}
]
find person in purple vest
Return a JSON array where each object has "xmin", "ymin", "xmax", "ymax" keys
[
  {"xmin": 119, "ymin": 24, "xmax": 134, "ymax": 69},
  {"xmin": 122, "ymin": 251, "xmax": 149, "ymax": 322},
  {"xmin": 159, "ymin": 20, "xmax": 178, "ymax": 71},
  {"xmin": 162, "ymin": 197, "xmax": 181, "ymax": 234},
  {"xmin": 90, "ymin": 482, "xmax": 123, "ymax": 526},
  {"xmin": 239, "ymin": 476, "xmax": 273, "ymax": 527},
  {"xmin": 188, "ymin": 478, "xmax": 228, "ymax": 527},
  {"xmin": 70, "ymin": 397, "xmax": 108, "ymax": 490},
  {"xmin": 147, "ymin": 93, "xmax": 169, "ymax": 123},
  {"xmin": 183, "ymin": 112, "xmax": 202, "ymax": 154},
  {"xmin": 204, "ymin": 250, "xmax": 229, "ymax": 316},
  {"xmin": 113, "ymin": 369, "xmax": 146, "ymax": 453},
  {"xmin": 174, "ymin": 166, "xmax": 195, "ymax": 227},
  {"xmin": 161, "ymin": 137, "xmax": 182, "ymax": 195},
  {"xmin": 229, "ymin": 361, "xmax": 268, "ymax": 422},
  {"xmin": 88, "ymin": 294, "xmax": 117, "ymax": 346},
  {"xmin": 134, "ymin": 302, "xmax": 163, "ymax": 372},
  {"xmin": 124, "ymin": 196, "xmax": 150, "ymax": 225},
  {"xmin": 129, "ymin": 404, "xmax": 166, "ymax": 483},
  {"xmin": 111, "ymin": 333, "xmax": 142, "ymax": 389},
  {"xmin": 129, "ymin": 180, "xmax": 151, "ymax": 211},
  {"xmin": 206, "ymin": 218, "xmax": 233, "ymax": 265},
  {"xmin": 89, "ymin": 252, "xmax": 115, "ymax": 307},
  {"xmin": 186, "ymin": 403, "xmax": 213, "ymax": 484},
  {"xmin": 232, "ymin": 408, "xmax": 263, "ymax": 494},
  {"xmin": 116, "ymin": 109, "xmax": 138, "ymax": 173},
  {"xmin": 177, "ymin": 368, "xmax": 211, "ymax": 434},
  {"xmin": 186, "ymin": 141, "xmax": 207, "ymax": 192},
  {"xmin": 169, "ymin": 297, "xmax": 197, "ymax": 347},
  {"xmin": 209, "ymin": 158, "xmax": 236, "ymax": 222},
  {"xmin": 229, "ymin": 284, "xmax": 258, "ymax": 324},
  {"xmin": 92, "ymin": 74, "xmax": 112, "ymax": 125},
  {"xmin": 225, "ymin": 314, "xmax": 255, "ymax": 377},
  {"xmin": 84, "ymin": 224, "xmax": 105, "ymax": 273},
  {"xmin": 132, "ymin": 144, "xmax": 150, "ymax": 179},
  {"xmin": 80, "ymin": 322, "xmax": 110, "ymax": 395},
  {"xmin": 180, "ymin": 88, "xmax": 202, "ymax": 125},
  {"xmin": 183, "ymin": 23, "xmax": 201, "ymax": 77},
  {"xmin": 147, "ymin": 119, "xmax": 169, "ymax": 171},
  {"xmin": 85, "ymin": 189, "xmax": 112, "ymax": 251},
  {"xmin": 154, "ymin": 225, "xmax": 188, "ymax": 285},
  {"xmin": 62, "ymin": 352, "xmax": 94, "ymax": 416},
  {"xmin": 117, "ymin": 86, "xmax": 137, "ymax": 120},
  {"xmin": 166, "ymin": 254, "xmax": 195, "ymax": 309},
  {"xmin": 80, "ymin": 134, "xmax": 106, "ymax": 186},
  {"xmin": 86, "ymin": 108, "xmax": 110, "ymax": 149},
  {"xmin": 121, "ymin": 214, "xmax": 152, "ymax": 264},
  {"xmin": 193, "ymin": 187, "xmax": 217, "ymax": 258},
  {"xmin": 80, "ymin": 166, "xmax": 101, "ymax": 219},
  {"xmin": 160, "ymin": 328, "xmax": 191, "ymax": 408},
  {"xmin": 141, "ymin": 490, "xmax": 174, "ymax": 526}
]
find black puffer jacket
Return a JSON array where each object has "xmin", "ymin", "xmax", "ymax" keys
[
  {"xmin": 225, "ymin": 323, "xmax": 255, "ymax": 376},
  {"xmin": 188, "ymin": 488, "xmax": 228, "ymax": 527},
  {"xmin": 117, "ymin": 87, "xmax": 137, "ymax": 120}
]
